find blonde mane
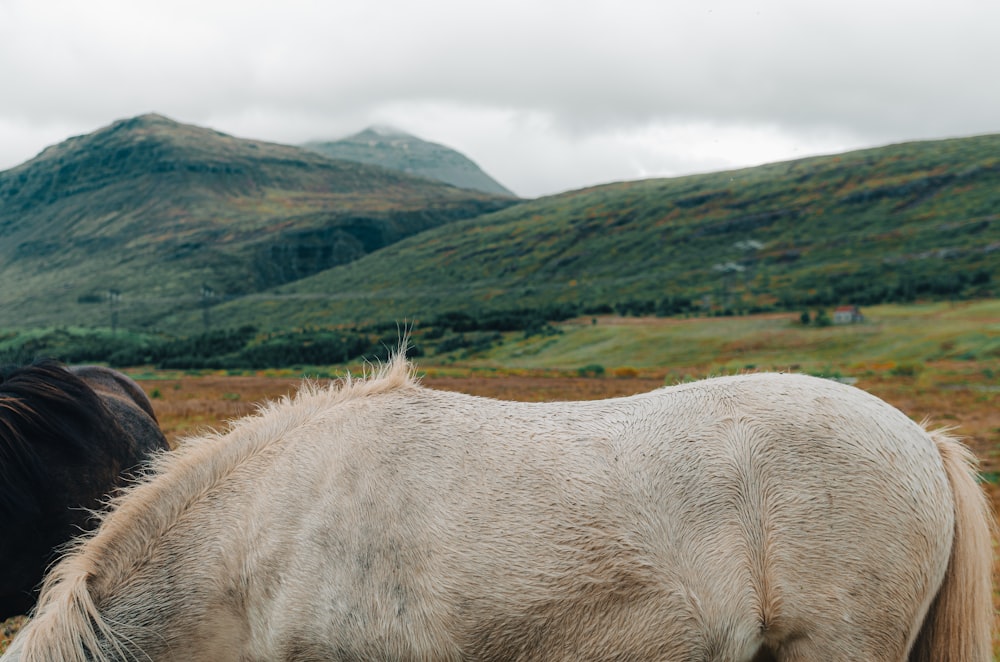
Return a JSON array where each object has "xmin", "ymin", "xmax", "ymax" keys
[{"xmin": 14, "ymin": 355, "xmax": 416, "ymax": 662}]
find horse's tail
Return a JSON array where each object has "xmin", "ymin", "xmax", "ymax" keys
[{"xmin": 909, "ymin": 429, "xmax": 994, "ymax": 662}]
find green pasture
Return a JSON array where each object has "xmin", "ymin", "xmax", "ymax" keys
[
  {"xmin": 438, "ymin": 300, "xmax": 1000, "ymax": 377},
  {"xmin": 2, "ymin": 300, "xmax": 997, "ymax": 384}
]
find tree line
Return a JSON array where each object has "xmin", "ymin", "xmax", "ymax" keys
[{"xmin": 3, "ymin": 266, "xmax": 993, "ymax": 370}]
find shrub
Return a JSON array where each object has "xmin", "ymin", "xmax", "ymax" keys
[
  {"xmin": 578, "ymin": 364, "xmax": 606, "ymax": 377},
  {"xmin": 889, "ymin": 363, "xmax": 922, "ymax": 377},
  {"xmin": 435, "ymin": 334, "xmax": 471, "ymax": 354}
]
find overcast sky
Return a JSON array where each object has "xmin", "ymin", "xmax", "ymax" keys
[{"xmin": 1, "ymin": 0, "xmax": 998, "ymax": 198}]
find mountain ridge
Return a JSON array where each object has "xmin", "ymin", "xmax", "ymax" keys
[
  {"xmin": 0, "ymin": 114, "xmax": 516, "ymax": 329},
  {"xmin": 303, "ymin": 127, "xmax": 516, "ymax": 197}
]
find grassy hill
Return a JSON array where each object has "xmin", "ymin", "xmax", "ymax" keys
[
  {"xmin": 303, "ymin": 126, "xmax": 516, "ymax": 197},
  {"xmin": 187, "ymin": 134, "xmax": 999, "ymax": 331},
  {"xmin": 0, "ymin": 114, "xmax": 515, "ymax": 330},
  {"xmin": 2, "ymin": 119, "xmax": 997, "ymax": 336}
]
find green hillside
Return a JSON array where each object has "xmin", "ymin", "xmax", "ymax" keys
[
  {"xmin": 185, "ymin": 134, "xmax": 999, "ymax": 331},
  {"xmin": 0, "ymin": 114, "xmax": 514, "ymax": 330},
  {"xmin": 303, "ymin": 127, "xmax": 516, "ymax": 197},
  {"xmin": 2, "ymin": 119, "xmax": 997, "ymax": 337}
]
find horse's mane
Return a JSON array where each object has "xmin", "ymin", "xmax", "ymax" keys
[
  {"xmin": 0, "ymin": 358, "xmax": 127, "ymax": 519},
  {"xmin": 17, "ymin": 355, "xmax": 416, "ymax": 662}
]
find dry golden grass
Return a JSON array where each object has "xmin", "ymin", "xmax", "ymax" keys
[
  {"xmin": 142, "ymin": 374, "xmax": 302, "ymax": 444},
  {"xmin": 0, "ymin": 617, "xmax": 24, "ymax": 654}
]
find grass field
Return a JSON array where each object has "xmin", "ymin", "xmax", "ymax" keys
[
  {"xmin": 469, "ymin": 300, "xmax": 1000, "ymax": 374},
  {"xmin": 2, "ymin": 301, "xmax": 998, "ymax": 655}
]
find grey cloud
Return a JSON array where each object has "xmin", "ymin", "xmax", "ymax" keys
[{"xmin": 1, "ymin": 0, "xmax": 998, "ymax": 195}]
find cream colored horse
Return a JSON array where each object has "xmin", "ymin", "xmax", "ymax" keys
[{"xmin": 2, "ymin": 357, "xmax": 993, "ymax": 661}]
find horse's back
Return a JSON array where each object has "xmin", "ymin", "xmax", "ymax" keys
[
  {"xmin": 238, "ymin": 372, "xmax": 954, "ymax": 660},
  {"xmin": 71, "ymin": 365, "xmax": 160, "ymax": 421},
  {"xmin": 72, "ymin": 365, "xmax": 168, "ymax": 462}
]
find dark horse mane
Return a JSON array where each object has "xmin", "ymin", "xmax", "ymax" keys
[
  {"xmin": 0, "ymin": 358, "xmax": 168, "ymax": 619},
  {"xmin": 0, "ymin": 359, "xmax": 132, "ymax": 518}
]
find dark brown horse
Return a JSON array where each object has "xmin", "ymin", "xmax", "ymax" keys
[{"xmin": 0, "ymin": 359, "xmax": 168, "ymax": 619}]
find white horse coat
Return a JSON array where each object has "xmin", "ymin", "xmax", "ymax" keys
[{"xmin": 2, "ymin": 359, "xmax": 993, "ymax": 661}]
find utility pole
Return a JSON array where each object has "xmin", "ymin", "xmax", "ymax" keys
[
  {"xmin": 201, "ymin": 284, "xmax": 215, "ymax": 333},
  {"xmin": 108, "ymin": 289, "xmax": 121, "ymax": 334},
  {"xmin": 733, "ymin": 239, "xmax": 764, "ymax": 291},
  {"xmin": 712, "ymin": 262, "xmax": 745, "ymax": 309}
]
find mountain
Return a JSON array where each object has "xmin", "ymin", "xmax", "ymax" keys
[
  {"xmin": 303, "ymin": 127, "xmax": 516, "ymax": 197},
  {"xmin": 184, "ymin": 134, "xmax": 999, "ymax": 331},
  {"xmin": 0, "ymin": 114, "xmax": 517, "ymax": 329},
  {"xmin": 2, "ymin": 118, "xmax": 997, "ymax": 336}
]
